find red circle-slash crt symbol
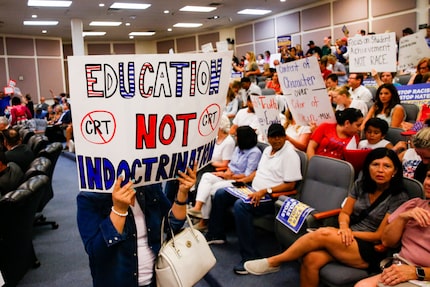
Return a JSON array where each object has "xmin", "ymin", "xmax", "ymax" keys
[
  {"xmin": 198, "ymin": 103, "xmax": 220, "ymax": 136},
  {"xmin": 80, "ymin": 110, "xmax": 116, "ymax": 144}
]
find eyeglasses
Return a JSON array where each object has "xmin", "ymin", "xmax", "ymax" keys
[{"xmin": 418, "ymin": 65, "xmax": 429, "ymax": 70}]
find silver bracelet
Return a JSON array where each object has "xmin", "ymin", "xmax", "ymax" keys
[{"xmin": 111, "ymin": 206, "xmax": 128, "ymax": 217}]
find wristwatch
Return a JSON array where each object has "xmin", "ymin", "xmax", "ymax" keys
[
  {"xmin": 266, "ymin": 188, "xmax": 273, "ymax": 195},
  {"xmin": 416, "ymin": 266, "xmax": 425, "ymax": 281}
]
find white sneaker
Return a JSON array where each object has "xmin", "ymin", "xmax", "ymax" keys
[{"xmin": 68, "ymin": 140, "xmax": 75, "ymax": 153}]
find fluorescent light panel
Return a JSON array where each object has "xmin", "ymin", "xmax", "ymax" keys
[
  {"xmin": 82, "ymin": 31, "xmax": 106, "ymax": 36},
  {"xmin": 237, "ymin": 9, "xmax": 272, "ymax": 15},
  {"xmin": 180, "ymin": 6, "xmax": 216, "ymax": 12},
  {"xmin": 173, "ymin": 23, "xmax": 202, "ymax": 28},
  {"xmin": 90, "ymin": 21, "xmax": 122, "ymax": 26},
  {"xmin": 24, "ymin": 20, "xmax": 59, "ymax": 26},
  {"xmin": 129, "ymin": 31, "xmax": 155, "ymax": 36},
  {"xmin": 109, "ymin": 2, "xmax": 151, "ymax": 9},
  {"xmin": 27, "ymin": 0, "xmax": 72, "ymax": 7}
]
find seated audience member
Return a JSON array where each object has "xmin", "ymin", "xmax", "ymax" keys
[
  {"xmin": 224, "ymin": 86, "xmax": 239, "ymax": 121},
  {"xmin": 205, "ymin": 123, "xmax": 302, "ymax": 275},
  {"xmin": 238, "ymin": 77, "xmax": 262, "ymax": 108},
  {"xmin": 230, "ymin": 95, "xmax": 259, "ymax": 135},
  {"xmin": 188, "ymin": 126, "xmax": 261, "ymax": 230},
  {"xmin": 326, "ymin": 73, "xmax": 339, "ymax": 89},
  {"xmin": 0, "ymin": 150, "xmax": 24, "ymax": 196},
  {"xmin": 358, "ymin": 118, "xmax": 393, "ymax": 150},
  {"xmin": 265, "ymin": 72, "xmax": 282, "ymax": 94},
  {"xmin": 354, "ymin": 165, "xmax": 430, "ymax": 287},
  {"xmin": 244, "ymin": 148, "xmax": 409, "ymax": 287},
  {"xmin": 307, "ymin": 108, "xmax": 363, "ymax": 160},
  {"xmin": 328, "ymin": 55, "xmax": 348, "ymax": 85},
  {"xmin": 283, "ymin": 109, "xmax": 312, "ymax": 151},
  {"xmin": 371, "ymin": 69, "xmax": 400, "ymax": 87},
  {"xmin": 2, "ymin": 128, "xmax": 35, "ymax": 171},
  {"xmin": 348, "ymin": 73, "xmax": 373, "ymax": 104},
  {"xmin": 333, "ymin": 86, "xmax": 368, "ymax": 117},
  {"xmin": 261, "ymin": 63, "xmax": 273, "ymax": 78},
  {"xmin": 319, "ymin": 56, "xmax": 332, "ymax": 80},
  {"xmin": 408, "ymin": 57, "xmax": 430, "ymax": 85},
  {"xmin": 0, "ymin": 116, "xmax": 9, "ymax": 131},
  {"xmin": 408, "ymin": 127, "xmax": 430, "ymax": 183},
  {"xmin": 362, "ymin": 84, "xmax": 405, "ymax": 129},
  {"xmin": 9, "ymin": 96, "xmax": 32, "ymax": 126}
]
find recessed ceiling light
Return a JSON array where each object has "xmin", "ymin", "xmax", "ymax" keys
[
  {"xmin": 24, "ymin": 20, "xmax": 59, "ymax": 26},
  {"xmin": 32, "ymin": 14, "xmax": 38, "ymax": 18},
  {"xmin": 89, "ymin": 21, "xmax": 122, "ymax": 26},
  {"xmin": 99, "ymin": 3, "xmax": 105, "ymax": 7},
  {"xmin": 27, "ymin": 0, "xmax": 72, "ymax": 7},
  {"xmin": 164, "ymin": 10, "xmax": 169, "ymax": 14},
  {"xmin": 125, "ymin": 22, "xmax": 131, "ymax": 26},
  {"xmin": 109, "ymin": 2, "xmax": 151, "ymax": 9},
  {"xmin": 180, "ymin": 6, "xmax": 216, "ymax": 12},
  {"xmin": 167, "ymin": 28, "xmax": 172, "ymax": 32},
  {"xmin": 129, "ymin": 36, "xmax": 134, "ymax": 39},
  {"xmin": 82, "ymin": 31, "xmax": 106, "ymax": 36},
  {"xmin": 129, "ymin": 31, "xmax": 155, "ymax": 36},
  {"xmin": 173, "ymin": 23, "xmax": 202, "ymax": 28},
  {"xmin": 42, "ymin": 30, "xmax": 47, "ymax": 33},
  {"xmin": 237, "ymin": 9, "xmax": 272, "ymax": 15}
]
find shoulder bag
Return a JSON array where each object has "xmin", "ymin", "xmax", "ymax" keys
[{"xmin": 155, "ymin": 213, "xmax": 216, "ymax": 287}]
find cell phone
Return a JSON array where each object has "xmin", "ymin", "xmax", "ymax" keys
[{"xmin": 232, "ymin": 181, "xmax": 245, "ymax": 187}]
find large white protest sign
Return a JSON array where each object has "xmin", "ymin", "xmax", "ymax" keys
[
  {"xmin": 398, "ymin": 30, "xmax": 430, "ymax": 71},
  {"xmin": 251, "ymin": 95, "xmax": 282, "ymax": 142},
  {"xmin": 348, "ymin": 32, "xmax": 397, "ymax": 72},
  {"xmin": 68, "ymin": 51, "xmax": 233, "ymax": 192},
  {"xmin": 277, "ymin": 57, "xmax": 335, "ymax": 126}
]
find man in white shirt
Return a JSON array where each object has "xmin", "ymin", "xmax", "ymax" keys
[
  {"xmin": 238, "ymin": 77, "xmax": 262, "ymax": 108},
  {"xmin": 348, "ymin": 73, "xmax": 373, "ymax": 104}
]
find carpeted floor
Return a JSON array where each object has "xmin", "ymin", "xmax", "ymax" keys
[{"xmin": 17, "ymin": 152, "xmax": 301, "ymax": 287}]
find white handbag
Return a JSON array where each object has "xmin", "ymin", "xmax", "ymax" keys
[{"xmin": 155, "ymin": 214, "xmax": 216, "ymax": 287}]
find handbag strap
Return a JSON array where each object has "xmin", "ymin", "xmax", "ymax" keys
[
  {"xmin": 351, "ymin": 190, "xmax": 390, "ymax": 225},
  {"xmin": 159, "ymin": 210, "xmax": 199, "ymax": 247}
]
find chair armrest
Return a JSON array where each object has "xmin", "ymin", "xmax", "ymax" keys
[
  {"xmin": 271, "ymin": 190, "xmax": 297, "ymax": 199},
  {"xmin": 312, "ymin": 209, "xmax": 342, "ymax": 221}
]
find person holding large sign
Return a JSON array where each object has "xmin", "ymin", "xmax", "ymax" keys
[
  {"xmin": 244, "ymin": 148, "xmax": 408, "ymax": 287},
  {"xmin": 77, "ymin": 166, "xmax": 196, "ymax": 287}
]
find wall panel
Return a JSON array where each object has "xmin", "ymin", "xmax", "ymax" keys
[
  {"xmin": 6, "ymin": 38, "xmax": 34, "ymax": 56},
  {"xmin": 8, "ymin": 58, "xmax": 37, "ymax": 97},
  {"xmin": 255, "ymin": 40, "xmax": 276, "ymax": 56},
  {"xmin": 36, "ymin": 39, "xmax": 61, "ymax": 56},
  {"xmin": 0, "ymin": 37, "xmax": 4, "ymax": 55},
  {"xmin": 372, "ymin": 0, "xmax": 416, "ymax": 17},
  {"xmin": 198, "ymin": 32, "xmax": 220, "ymax": 49},
  {"xmin": 235, "ymin": 25, "xmax": 253, "ymax": 44},
  {"xmin": 372, "ymin": 13, "xmax": 416, "ymax": 39},
  {"xmin": 38, "ymin": 58, "xmax": 64, "ymax": 98},
  {"xmin": 302, "ymin": 4, "xmax": 330, "ymax": 31},
  {"xmin": 177, "ymin": 36, "xmax": 196, "ymax": 53},
  {"xmin": 0, "ymin": 58, "xmax": 6, "ymax": 86},
  {"xmin": 87, "ymin": 43, "xmax": 110, "ymax": 55},
  {"xmin": 333, "ymin": 0, "xmax": 368, "ymax": 24},
  {"xmin": 113, "ymin": 43, "xmax": 135, "ymax": 54},
  {"xmin": 157, "ymin": 40, "xmax": 174, "ymax": 53},
  {"xmin": 276, "ymin": 12, "xmax": 300, "ymax": 36},
  {"xmin": 255, "ymin": 19, "xmax": 275, "ymax": 41}
]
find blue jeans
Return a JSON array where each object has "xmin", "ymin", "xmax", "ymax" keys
[{"xmin": 207, "ymin": 188, "xmax": 275, "ymax": 261}]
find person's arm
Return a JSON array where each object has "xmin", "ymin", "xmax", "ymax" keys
[
  {"xmin": 337, "ymin": 196, "xmax": 356, "ymax": 246},
  {"xmin": 371, "ymin": 69, "xmax": 383, "ymax": 87},
  {"xmin": 248, "ymin": 181, "xmax": 296, "ymax": 207},
  {"xmin": 352, "ymin": 213, "xmax": 390, "ymax": 243},
  {"xmin": 407, "ymin": 73, "xmax": 417, "ymax": 85},
  {"xmin": 306, "ymin": 139, "xmax": 318, "ymax": 159},
  {"xmin": 360, "ymin": 105, "xmax": 375, "ymax": 130},
  {"xmin": 390, "ymin": 106, "xmax": 405, "ymax": 128},
  {"xmin": 170, "ymin": 165, "xmax": 196, "ymax": 220},
  {"xmin": 286, "ymin": 132, "xmax": 311, "ymax": 151},
  {"xmin": 229, "ymin": 124, "xmax": 238, "ymax": 136}
]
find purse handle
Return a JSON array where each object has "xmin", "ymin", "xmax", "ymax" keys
[{"xmin": 159, "ymin": 210, "xmax": 200, "ymax": 250}]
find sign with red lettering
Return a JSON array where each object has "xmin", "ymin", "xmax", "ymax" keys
[
  {"xmin": 277, "ymin": 57, "xmax": 335, "ymax": 126},
  {"xmin": 68, "ymin": 52, "xmax": 233, "ymax": 192}
]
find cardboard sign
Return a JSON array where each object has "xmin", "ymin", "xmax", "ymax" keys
[
  {"xmin": 68, "ymin": 51, "xmax": 233, "ymax": 192},
  {"xmin": 276, "ymin": 197, "xmax": 315, "ymax": 233},
  {"xmin": 398, "ymin": 30, "xmax": 430, "ymax": 71},
  {"xmin": 251, "ymin": 95, "xmax": 283, "ymax": 142},
  {"xmin": 348, "ymin": 32, "xmax": 397, "ymax": 72},
  {"xmin": 277, "ymin": 56, "xmax": 335, "ymax": 126}
]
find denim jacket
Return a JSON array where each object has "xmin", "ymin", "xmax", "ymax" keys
[{"xmin": 77, "ymin": 184, "xmax": 184, "ymax": 287}]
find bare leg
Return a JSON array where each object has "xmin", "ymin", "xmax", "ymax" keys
[
  {"xmin": 300, "ymin": 250, "xmax": 334, "ymax": 287},
  {"xmin": 267, "ymin": 227, "xmax": 368, "ymax": 269},
  {"xmin": 354, "ymin": 274, "xmax": 381, "ymax": 287}
]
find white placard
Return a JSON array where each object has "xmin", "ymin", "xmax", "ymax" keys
[
  {"xmin": 398, "ymin": 30, "xmax": 430, "ymax": 71},
  {"xmin": 201, "ymin": 43, "xmax": 214, "ymax": 53},
  {"xmin": 68, "ymin": 52, "xmax": 233, "ymax": 192},
  {"xmin": 251, "ymin": 95, "xmax": 282, "ymax": 142},
  {"xmin": 216, "ymin": 41, "xmax": 228, "ymax": 52},
  {"xmin": 277, "ymin": 57, "xmax": 335, "ymax": 126},
  {"xmin": 0, "ymin": 270, "xmax": 4, "ymax": 286},
  {"xmin": 348, "ymin": 32, "xmax": 397, "ymax": 72}
]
